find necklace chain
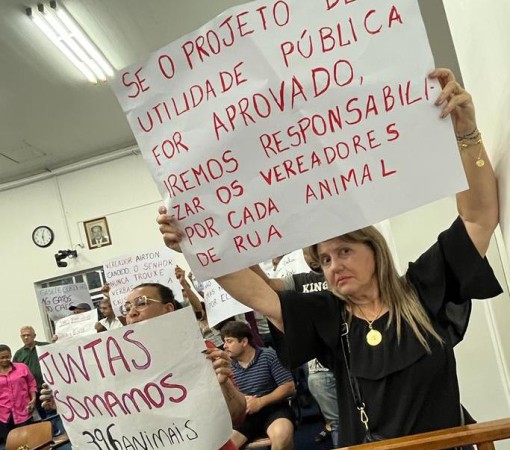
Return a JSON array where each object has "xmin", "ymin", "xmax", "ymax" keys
[
  {"xmin": 356, "ymin": 303, "xmax": 385, "ymax": 328},
  {"xmin": 355, "ymin": 303, "xmax": 385, "ymax": 347}
]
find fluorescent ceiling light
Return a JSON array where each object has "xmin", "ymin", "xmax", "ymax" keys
[{"xmin": 26, "ymin": 1, "xmax": 114, "ymax": 84}]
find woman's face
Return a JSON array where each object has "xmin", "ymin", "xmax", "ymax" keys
[
  {"xmin": 125, "ymin": 286, "xmax": 174, "ymax": 325},
  {"xmin": 316, "ymin": 237, "xmax": 378, "ymax": 299},
  {"xmin": 0, "ymin": 350, "xmax": 12, "ymax": 369}
]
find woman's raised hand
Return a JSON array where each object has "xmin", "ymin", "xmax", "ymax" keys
[
  {"xmin": 429, "ymin": 68, "xmax": 477, "ymax": 137},
  {"xmin": 157, "ymin": 206, "xmax": 184, "ymax": 253}
]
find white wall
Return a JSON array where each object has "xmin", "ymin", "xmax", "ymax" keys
[
  {"xmin": 443, "ymin": 0, "xmax": 510, "ymax": 270},
  {"xmin": 442, "ymin": 1, "xmax": 510, "ymax": 446},
  {"xmin": 0, "ymin": 152, "xmax": 188, "ymax": 349}
]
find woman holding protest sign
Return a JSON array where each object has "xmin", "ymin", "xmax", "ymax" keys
[{"xmin": 157, "ymin": 68, "xmax": 502, "ymax": 446}]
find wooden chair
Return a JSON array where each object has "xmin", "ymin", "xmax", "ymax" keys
[
  {"xmin": 5, "ymin": 422, "xmax": 53, "ymax": 450},
  {"xmin": 336, "ymin": 417, "xmax": 510, "ymax": 450},
  {"xmin": 5, "ymin": 420, "xmax": 70, "ymax": 450},
  {"xmin": 51, "ymin": 432, "xmax": 70, "ymax": 450}
]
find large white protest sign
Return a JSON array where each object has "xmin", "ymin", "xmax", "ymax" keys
[
  {"xmin": 36, "ymin": 283, "xmax": 93, "ymax": 321},
  {"xmin": 203, "ymin": 279, "xmax": 252, "ymax": 327},
  {"xmin": 54, "ymin": 309, "xmax": 98, "ymax": 342},
  {"xmin": 111, "ymin": 0, "xmax": 467, "ymax": 280},
  {"xmin": 38, "ymin": 308, "xmax": 232, "ymax": 450},
  {"xmin": 104, "ymin": 247, "xmax": 184, "ymax": 314}
]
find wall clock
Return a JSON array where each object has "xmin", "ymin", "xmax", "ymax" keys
[{"xmin": 32, "ymin": 225, "xmax": 55, "ymax": 248}]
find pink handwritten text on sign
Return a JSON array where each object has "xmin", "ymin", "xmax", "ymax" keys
[
  {"xmin": 111, "ymin": 0, "xmax": 466, "ymax": 280},
  {"xmin": 38, "ymin": 308, "xmax": 231, "ymax": 450}
]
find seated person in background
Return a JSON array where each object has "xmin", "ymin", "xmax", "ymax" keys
[
  {"xmin": 251, "ymin": 248, "xmax": 339, "ymax": 447},
  {"xmin": 42, "ymin": 282, "xmax": 245, "ymax": 450},
  {"xmin": 95, "ymin": 298, "xmax": 126, "ymax": 332},
  {"xmin": 221, "ymin": 321, "xmax": 295, "ymax": 450},
  {"xmin": 253, "ymin": 311, "xmax": 273, "ymax": 348},
  {"xmin": 243, "ymin": 312, "xmax": 265, "ymax": 348},
  {"xmin": 68, "ymin": 302, "xmax": 91, "ymax": 314},
  {"xmin": 175, "ymin": 266, "xmax": 224, "ymax": 348},
  {"xmin": 177, "ymin": 266, "xmax": 266, "ymax": 349}
]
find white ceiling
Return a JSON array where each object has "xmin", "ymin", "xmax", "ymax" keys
[
  {"xmin": 0, "ymin": 0, "xmax": 458, "ymax": 187},
  {"xmin": 0, "ymin": 0, "xmax": 247, "ymax": 186}
]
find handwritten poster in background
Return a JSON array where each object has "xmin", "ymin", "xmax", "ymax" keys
[
  {"xmin": 104, "ymin": 248, "xmax": 184, "ymax": 314},
  {"xmin": 189, "ymin": 272, "xmax": 205, "ymax": 294},
  {"xmin": 203, "ymin": 279, "xmax": 252, "ymax": 327},
  {"xmin": 111, "ymin": 0, "xmax": 467, "ymax": 280},
  {"xmin": 36, "ymin": 283, "xmax": 93, "ymax": 321},
  {"xmin": 273, "ymin": 250, "xmax": 310, "ymax": 278},
  {"xmin": 54, "ymin": 309, "xmax": 98, "ymax": 342},
  {"xmin": 38, "ymin": 308, "xmax": 231, "ymax": 450}
]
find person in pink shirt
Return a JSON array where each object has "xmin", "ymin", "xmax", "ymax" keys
[{"xmin": 0, "ymin": 344, "xmax": 37, "ymax": 444}]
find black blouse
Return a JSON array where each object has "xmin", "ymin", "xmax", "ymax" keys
[{"xmin": 270, "ymin": 217, "xmax": 502, "ymax": 446}]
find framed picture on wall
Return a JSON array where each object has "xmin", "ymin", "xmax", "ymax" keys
[{"xmin": 84, "ymin": 217, "xmax": 112, "ymax": 250}]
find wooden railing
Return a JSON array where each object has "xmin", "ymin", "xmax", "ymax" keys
[{"xmin": 337, "ymin": 418, "xmax": 510, "ymax": 450}]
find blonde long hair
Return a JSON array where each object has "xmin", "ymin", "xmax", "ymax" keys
[{"xmin": 311, "ymin": 226, "xmax": 443, "ymax": 352}]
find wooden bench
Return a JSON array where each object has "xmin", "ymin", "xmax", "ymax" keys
[{"xmin": 336, "ymin": 418, "xmax": 510, "ymax": 450}]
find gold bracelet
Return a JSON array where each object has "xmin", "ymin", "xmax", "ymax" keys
[
  {"xmin": 457, "ymin": 135, "xmax": 485, "ymax": 167},
  {"xmin": 458, "ymin": 137, "xmax": 482, "ymax": 148},
  {"xmin": 456, "ymin": 127, "xmax": 480, "ymax": 141}
]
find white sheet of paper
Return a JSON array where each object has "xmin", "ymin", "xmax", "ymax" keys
[
  {"xmin": 36, "ymin": 283, "xmax": 93, "ymax": 321},
  {"xmin": 104, "ymin": 247, "xmax": 184, "ymax": 314},
  {"xmin": 54, "ymin": 309, "xmax": 98, "ymax": 342},
  {"xmin": 203, "ymin": 279, "xmax": 252, "ymax": 328},
  {"xmin": 274, "ymin": 250, "xmax": 310, "ymax": 278},
  {"xmin": 38, "ymin": 308, "xmax": 232, "ymax": 450},
  {"xmin": 111, "ymin": 0, "xmax": 467, "ymax": 281}
]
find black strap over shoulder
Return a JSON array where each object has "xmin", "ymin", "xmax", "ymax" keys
[{"xmin": 339, "ymin": 311, "xmax": 374, "ymax": 437}]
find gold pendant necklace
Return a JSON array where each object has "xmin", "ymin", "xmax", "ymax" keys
[
  {"xmin": 366, "ymin": 327, "xmax": 382, "ymax": 346},
  {"xmin": 357, "ymin": 303, "xmax": 385, "ymax": 347}
]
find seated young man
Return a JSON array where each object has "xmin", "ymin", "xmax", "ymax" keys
[{"xmin": 221, "ymin": 321, "xmax": 295, "ymax": 450}]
